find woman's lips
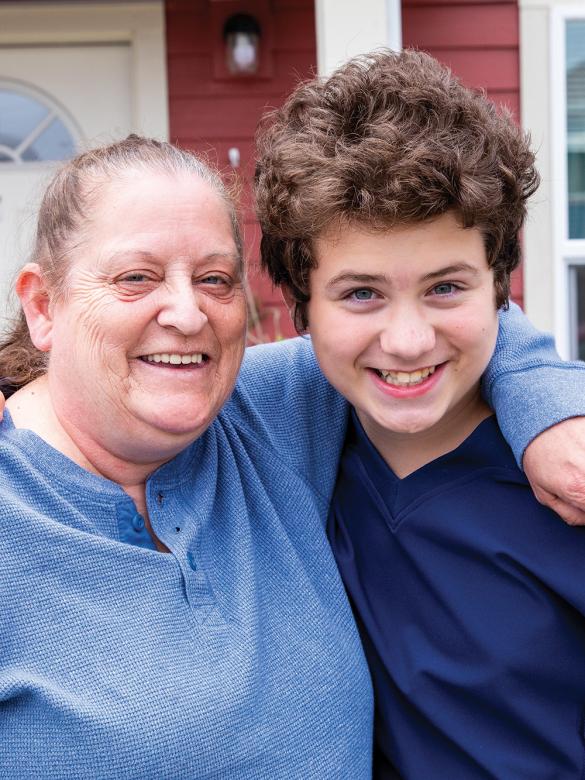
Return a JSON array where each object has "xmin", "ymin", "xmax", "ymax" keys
[
  {"xmin": 141, "ymin": 352, "xmax": 204, "ymax": 365},
  {"xmin": 369, "ymin": 362, "xmax": 446, "ymax": 398}
]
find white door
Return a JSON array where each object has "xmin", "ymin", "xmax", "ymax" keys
[{"xmin": 0, "ymin": 43, "xmax": 132, "ymax": 311}]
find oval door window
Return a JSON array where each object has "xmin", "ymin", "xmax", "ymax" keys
[{"xmin": 0, "ymin": 83, "xmax": 77, "ymax": 163}]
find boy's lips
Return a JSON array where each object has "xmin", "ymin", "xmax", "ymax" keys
[
  {"xmin": 375, "ymin": 365, "xmax": 436, "ymax": 387},
  {"xmin": 369, "ymin": 362, "xmax": 446, "ymax": 397}
]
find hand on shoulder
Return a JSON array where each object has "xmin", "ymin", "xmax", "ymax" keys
[{"xmin": 524, "ymin": 417, "xmax": 585, "ymax": 526}]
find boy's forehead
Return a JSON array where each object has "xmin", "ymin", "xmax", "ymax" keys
[{"xmin": 311, "ymin": 213, "xmax": 490, "ymax": 278}]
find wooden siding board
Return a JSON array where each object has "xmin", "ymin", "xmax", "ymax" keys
[
  {"xmin": 428, "ymin": 48, "xmax": 519, "ymax": 90},
  {"xmin": 403, "ymin": 0, "xmax": 524, "ymax": 307},
  {"xmin": 170, "ymin": 95, "xmax": 280, "ymax": 137},
  {"xmin": 273, "ymin": 9, "xmax": 316, "ymax": 49},
  {"xmin": 404, "ymin": 0, "xmax": 515, "ymax": 6},
  {"xmin": 166, "ymin": 0, "xmax": 315, "ymax": 338},
  {"xmin": 402, "ymin": 4, "xmax": 518, "ymax": 48},
  {"xmin": 273, "ymin": 0, "xmax": 314, "ymax": 9},
  {"xmin": 165, "ymin": 11, "xmax": 211, "ymax": 55},
  {"xmin": 168, "ymin": 50, "xmax": 313, "ymax": 97}
]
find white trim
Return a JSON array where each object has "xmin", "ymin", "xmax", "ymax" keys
[
  {"xmin": 550, "ymin": 6, "xmax": 569, "ymax": 354},
  {"xmin": 520, "ymin": 0, "xmax": 585, "ymax": 357},
  {"xmin": 550, "ymin": 5, "xmax": 585, "ymax": 356},
  {"xmin": 386, "ymin": 0, "xmax": 402, "ymax": 52},
  {"xmin": 315, "ymin": 0, "xmax": 393, "ymax": 76},
  {"xmin": 0, "ymin": 2, "xmax": 168, "ymax": 140}
]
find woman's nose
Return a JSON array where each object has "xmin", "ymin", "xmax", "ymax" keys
[
  {"xmin": 378, "ymin": 308, "xmax": 436, "ymax": 361},
  {"xmin": 156, "ymin": 283, "xmax": 209, "ymax": 335}
]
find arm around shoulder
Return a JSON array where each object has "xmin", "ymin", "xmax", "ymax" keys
[{"xmin": 484, "ymin": 302, "xmax": 585, "ymax": 524}]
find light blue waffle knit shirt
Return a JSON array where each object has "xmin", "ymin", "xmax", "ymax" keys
[{"xmin": 0, "ymin": 303, "xmax": 583, "ymax": 778}]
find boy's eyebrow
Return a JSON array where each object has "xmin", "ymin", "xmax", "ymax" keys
[
  {"xmin": 420, "ymin": 263, "xmax": 480, "ymax": 281},
  {"xmin": 325, "ymin": 263, "xmax": 480, "ymax": 290},
  {"xmin": 325, "ymin": 272, "xmax": 388, "ymax": 290}
]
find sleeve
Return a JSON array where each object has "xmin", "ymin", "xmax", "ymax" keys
[
  {"xmin": 225, "ymin": 337, "xmax": 350, "ymax": 496},
  {"xmin": 482, "ymin": 302, "xmax": 585, "ymax": 466}
]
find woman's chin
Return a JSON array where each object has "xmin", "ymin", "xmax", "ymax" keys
[
  {"xmin": 125, "ymin": 391, "xmax": 221, "ymax": 441},
  {"xmin": 145, "ymin": 411, "xmax": 211, "ymax": 440}
]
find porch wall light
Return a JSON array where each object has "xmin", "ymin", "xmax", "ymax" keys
[{"xmin": 223, "ymin": 13, "xmax": 261, "ymax": 75}]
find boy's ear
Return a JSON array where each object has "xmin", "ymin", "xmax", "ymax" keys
[
  {"xmin": 281, "ymin": 284, "xmax": 296, "ymax": 315},
  {"xmin": 15, "ymin": 263, "xmax": 54, "ymax": 352},
  {"xmin": 281, "ymin": 285, "xmax": 309, "ymax": 333}
]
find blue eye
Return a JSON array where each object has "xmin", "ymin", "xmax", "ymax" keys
[
  {"xmin": 351, "ymin": 289, "xmax": 375, "ymax": 301},
  {"xmin": 121, "ymin": 273, "xmax": 149, "ymax": 282},
  {"xmin": 432, "ymin": 283, "xmax": 457, "ymax": 296}
]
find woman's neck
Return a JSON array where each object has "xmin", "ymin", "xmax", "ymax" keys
[
  {"xmin": 358, "ymin": 389, "xmax": 493, "ymax": 479},
  {"xmin": 6, "ymin": 376, "xmax": 168, "ymax": 548}
]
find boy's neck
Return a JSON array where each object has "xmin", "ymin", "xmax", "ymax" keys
[{"xmin": 357, "ymin": 390, "xmax": 493, "ymax": 479}]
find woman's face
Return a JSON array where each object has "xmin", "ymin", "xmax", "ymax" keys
[
  {"xmin": 306, "ymin": 212, "xmax": 499, "ymax": 450},
  {"xmin": 45, "ymin": 169, "xmax": 247, "ymax": 463}
]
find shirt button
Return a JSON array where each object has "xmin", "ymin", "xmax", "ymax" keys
[
  {"xmin": 132, "ymin": 514, "xmax": 145, "ymax": 532},
  {"xmin": 187, "ymin": 551, "xmax": 197, "ymax": 571}
]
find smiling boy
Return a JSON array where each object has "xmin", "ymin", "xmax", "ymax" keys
[{"xmin": 256, "ymin": 50, "xmax": 585, "ymax": 777}]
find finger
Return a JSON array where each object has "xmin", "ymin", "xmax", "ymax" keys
[
  {"xmin": 540, "ymin": 494, "xmax": 585, "ymax": 526},
  {"xmin": 529, "ymin": 484, "xmax": 556, "ymax": 508},
  {"xmin": 559, "ymin": 474, "xmax": 585, "ymax": 512}
]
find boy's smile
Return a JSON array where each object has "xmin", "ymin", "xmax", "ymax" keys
[{"xmin": 307, "ymin": 211, "xmax": 500, "ymax": 472}]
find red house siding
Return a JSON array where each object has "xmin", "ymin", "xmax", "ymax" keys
[
  {"xmin": 402, "ymin": 0, "xmax": 524, "ymax": 306},
  {"xmin": 166, "ymin": 0, "xmax": 316, "ymax": 340},
  {"xmin": 165, "ymin": 0, "xmax": 523, "ymax": 330}
]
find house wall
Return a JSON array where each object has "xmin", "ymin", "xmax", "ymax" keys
[
  {"xmin": 165, "ymin": 0, "xmax": 317, "ymax": 340},
  {"xmin": 165, "ymin": 0, "xmax": 522, "ymax": 336},
  {"xmin": 402, "ymin": 0, "xmax": 524, "ymax": 306}
]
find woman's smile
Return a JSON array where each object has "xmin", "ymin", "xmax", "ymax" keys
[
  {"xmin": 139, "ymin": 352, "xmax": 206, "ymax": 365},
  {"xmin": 43, "ymin": 169, "xmax": 247, "ymax": 466}
]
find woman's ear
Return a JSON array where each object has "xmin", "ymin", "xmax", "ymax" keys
[{"xmin": 15, "ymin": 263, "xmax": 53, "ymax": 352}]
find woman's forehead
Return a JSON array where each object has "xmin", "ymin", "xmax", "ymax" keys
[{"xmin": 83, "ymin": 172, "xmax": 233, "ymax": 237}]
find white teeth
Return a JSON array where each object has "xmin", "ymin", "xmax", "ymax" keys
[
  {"xmin": 143, "ymin": 353, "xmax": 203, "ymax": 365},
  {"xmin": 378, "ymin": 365, "xmax": 436, "ymax": 387}
]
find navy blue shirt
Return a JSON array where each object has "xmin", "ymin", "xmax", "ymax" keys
[{"xmin": 328, "ymin": 411, "xmax": 585, "ymax": 779}]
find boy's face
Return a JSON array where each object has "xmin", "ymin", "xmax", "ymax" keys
[{"xmin": 307, "ymin": 211, "xmax": 499, "ymax": 449}]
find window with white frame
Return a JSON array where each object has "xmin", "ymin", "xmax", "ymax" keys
[
  {"xmin": 554, "ymin": 10, "xmax": 585, "ymax": 359},
  {"xmin": 0, "ymin": 84, "xmax": 76, "ymax": 164},
  {"xmin": 567, "ymin": 22, "xmax": 585, "ymax": 241}
]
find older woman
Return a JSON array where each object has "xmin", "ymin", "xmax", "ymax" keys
[
  {"xmin": 0, "ymin": 137, "xmax": 371, "ymax": 778},
  {"xmin": 254, "ymin": 50, "xmax": 585, "ymax": 777},
  {"xmin": 0, "ymin": 134, "xmax": 584, "ymax": 779}
]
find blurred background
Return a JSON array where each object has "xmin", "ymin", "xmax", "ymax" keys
[{"xmin": 0, "ymin": 0, "xmax": 583, "ymax": 355}]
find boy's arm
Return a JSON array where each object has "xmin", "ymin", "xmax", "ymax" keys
[{"xmin": 483, "ymin": 302, "xmax": 585, "ymax": 525}]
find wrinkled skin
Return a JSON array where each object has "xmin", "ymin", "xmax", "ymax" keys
[{"xmin": 9, "ymin": 170, "xmax": 247, "ymax": 480}]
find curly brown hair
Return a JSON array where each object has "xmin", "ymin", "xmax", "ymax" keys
[{"xmin": 255, "ymin": 49, "xmax": 539, "ymax": 331}]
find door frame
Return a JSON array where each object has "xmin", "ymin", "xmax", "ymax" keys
[{"xmin": 0, "ymin": 1, "xmax": 169, "ymax": 141}]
